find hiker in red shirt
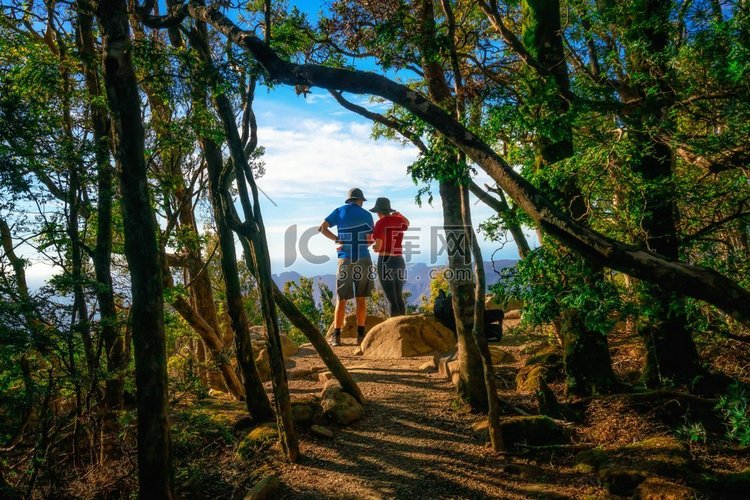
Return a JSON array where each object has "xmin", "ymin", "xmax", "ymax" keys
[{"xmin": 370, "ymin": 197, "xmax": 409, "ymax": 317}]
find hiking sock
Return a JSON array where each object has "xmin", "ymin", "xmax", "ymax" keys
[
  {"xmin": 356, "ymin": 325, "xmax": 365, "ymax": 345},
  {"xmin": 331, "ymin": 328, "xmax": 341, "ymax": 346}
]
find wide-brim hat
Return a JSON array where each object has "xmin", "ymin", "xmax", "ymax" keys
[
  {"xmin": 369, "ymin": 197, "xmax": 394, "ymax": 214},
  {"xmin": 346, "ymin": 187, "xmax": 367, "ymax": 203}
]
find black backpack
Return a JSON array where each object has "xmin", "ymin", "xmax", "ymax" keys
[{"xmin": 433, "ymin": 289, "xmax": 456, "ymax": 332}]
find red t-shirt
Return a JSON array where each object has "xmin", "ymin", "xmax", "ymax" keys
[{"xmin": 372, "ymin": 214, "xmax": 409, "ymax": 255}]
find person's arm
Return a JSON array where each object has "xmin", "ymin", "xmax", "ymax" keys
[
  {"xmin": 318, "ymin": 220, "xmax": 339, "ymax": 242},
  {"xmin": 371, "ymin": 217, "xmax": 381, "ymax": 252},
  {"xmin": 393, "ymin": 210, "xmax": 410, "ymax": 228},
  {"xmin": 373, "ymin": 237, "xmax": 383, "ymax": 253}
]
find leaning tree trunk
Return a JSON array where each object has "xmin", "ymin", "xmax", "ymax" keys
[
  {"xmin": 460, "ymin": 185, "xmax": 504, "ymax": 450},
  {"xmin": 187, "ymin": 23, "xmax": 299, "ymax": 462},
  {"xmin": 440, "ymin": 180, "xmax": 489, "ymax": 411},
  {"xmin": 521, "ymin": 0, "xmax": 619, "ymax": 395},
  {"xmin": 200, "ymin": 114, "xmax": 275, "ymax": 422},
  {"xmin": 96, "ymin": 0, "xmax": 174, "ymax": 496}
]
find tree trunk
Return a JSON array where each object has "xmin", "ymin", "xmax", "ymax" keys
[
  {"xmin": 440, "ymin": 180, "xmax": 488, "ymax": 411},
  {"xmin": 521, "ymin": 0, "xmax": 619, "ymax": 395},
  {"xmin": 622, "ymin": 0, "xmax": 700, "ymax": 386},
  {"xmin": 460, "ymin": 186, "xmax": 503, "ymax": 450},
  {"xmin": 187, "ymin": 23, "xmax": 298, "ymax": 461},
  {"xmin": 75, "ymin": 1, "xmax": 126, "ymax": 409},
  {"xmin": 200, "ymin": 121, "xmax": 275, "ymax": 422},
  {"xmin": 96, "ymin": 1, "xmax": 174, "ymax": 496}
]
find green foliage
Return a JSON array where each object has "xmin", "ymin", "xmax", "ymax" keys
[
  {"xmin": 492, "ymin": 244, "xmax": 623, "ymax": 336},
  {"xmin": 716, "ymin": 382, "xmax": 750, "ymax": 446},
  {"xmin": 676, "ymin": 421, "xmax": 707, "ymax": 444}
]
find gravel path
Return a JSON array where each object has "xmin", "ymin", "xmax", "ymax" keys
[{"xmin": 271, "ymin": 341, "xmax": 602, "ymax": 499}]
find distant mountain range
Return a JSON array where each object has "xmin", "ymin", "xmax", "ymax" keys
[{"xmin": 272, "ymin": 260, "xmax": 517, "ymax": 305}]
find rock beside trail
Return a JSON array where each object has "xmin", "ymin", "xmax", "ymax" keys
[
  {"xmin": 489, "ymin": 346, "xmax": 515, "ymax": 364},
  {"xmin": 248, "ymin": 326, "xmax": 300, "ymax": 382},
  {"xmin": 361, "ymin": 314, "xmax": 456, "ymax": 359},
  {"xmin": 574, "ymin": 436, "xmax": 692, "ymax": 496},
  {"xmin": 248, "ymin": 326, "xmax": 299, "ymax": 357},
  {"xmin": 310, "ymin": 425, "xmax": 334, "ymax": 439},
  {"xmin": 634, "ymin": 477, "xmax": 695, "ymax": 500},
  {"xmin": 326, "ymin": 313, "xmax": 385, "ymax": 339},
  {"xmin": 503, "ymin": 309, "xmax": 522, "ymax": 320},
  {"xmin": 319, "ymin": 381, "xmax": 363, "ymax": 425},
  {"xmin": 471, "ymin": 416, "xmax": 568, "ymax": 449},
  {"xmin": 236, "ymin": 423, "xmax": 278, "ymax": 460},
  {"xmin": 244, "ymin": 475, "xmax": 281, "ymax": 500},
  {"xmin": 290, "ymin": 394, "xmax": 324, "ymax": 428},
  {"xmin": 486, "ymin": 293, "xmax": 523, "ymax": 311}
]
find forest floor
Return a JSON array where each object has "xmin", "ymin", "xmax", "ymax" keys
[{"xmin": 60, "ymin": 320, "xmax": 750, "ymax": 499}]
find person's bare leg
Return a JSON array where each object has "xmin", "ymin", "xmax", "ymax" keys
[
  {"xmin": 335, "ymin": 298, "xmax": 347, "ymax": 328},
  {"xmin": 355, "ymin": 297, "xmax": 367, "ymax": 327},
  {"xmin": 355, "ymin": 297, "xmax": 367, "ymax": 345}
]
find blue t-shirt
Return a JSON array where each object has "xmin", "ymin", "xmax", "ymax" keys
[{"xmin": 325, "ymin": 203, "xmax": 374, "ymax": 260}]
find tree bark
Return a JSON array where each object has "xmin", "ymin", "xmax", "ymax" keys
[
  {"xmin": 199, "ymin": 108, "xmax": 275, "ymax": 421},
  {"xmin": 187, "ymin": 23, "xmax": 298, "ymax": 462},
  {"xmin": 460, "ymin": 186, "xmax": 503, "ymax": 450},
  {"xmin": 96, "ymin": 0, "xmax": 174, "ymax": 495},
  {"xmin": 521, "ymin": 0, "xmax": 619, "ymax": 395},
  {"xmin": 75, "ymin": 0, "xmax": 126, "ymax": 409},
  {"xmin": 621, "ymin": 0, "xmax": 701, "ymax": 385}
]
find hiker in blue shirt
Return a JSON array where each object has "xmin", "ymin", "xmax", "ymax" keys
[{"xmin": 318, "ymin": 188, "xmax": 375, "ymax": 346}]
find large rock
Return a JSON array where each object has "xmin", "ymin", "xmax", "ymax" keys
[
  {"xmin": 244, "ymin": 475, "xmax": 281, "ymax": 500},
  {"xmin": 360, "ymin": 314, "xmax": 457, "ymax": 359},
  {"xmin": 236, "ymin": 423, "xmax": 277, "ymax": 460},
  {"xmin": 319, "ymin": 380, "xmax": 363, "ymax": 425},
  {"xmin": 471, "ymin": 415, "xmax": 568, "ymax": 449},
  {"xmin": 248, "ymin": 326, "xmax": 299, "ymax": 358},
  {"xmin": 634, "ymin": 477, "xmax": 695, "ymax": 500},
  {"xmin": 290, "ymin": 394, "xmax": 323, "ymax": 428},
  {"xmin": 489, "ymin": 345, "xmax": 516, "ymax": 364},
  {"xmin": 574, "ymin": 437, "xmax": 691, "ymax": 496},
  {"xmin": 326, "ymin": 313, "xmax": 385, "ymax": 339}
]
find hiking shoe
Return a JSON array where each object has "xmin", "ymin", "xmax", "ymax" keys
[
  {"xmin": 330, "ymin": 332, "xmax": 341, "ymax": 347},
  {"xmin": 356, "ymin": 332, "xmax": 365, "ymax": 345}
]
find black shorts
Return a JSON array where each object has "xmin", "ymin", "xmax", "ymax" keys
[{"xmin": 336, "ymin": 257, "xmax": 375, "ymax": 300}]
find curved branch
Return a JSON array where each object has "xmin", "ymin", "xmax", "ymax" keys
[{"xmin": 182, "ymin": 0, "xmax": 750, "ymax": 325}]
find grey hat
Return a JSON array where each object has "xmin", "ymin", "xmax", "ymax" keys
[
  {"xmin": 369, "ymin": 197, "xmax": 395, "ymax": 214},
  {"xmin": 346, "ymin": 187, "xmax": 367, "ymax": 203}
]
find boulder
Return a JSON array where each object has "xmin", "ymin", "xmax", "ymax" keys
[
  {"xmin": 319, "ymin": 381, "xmax": 363, "ymax": 425},
  {"xmin": 310, "ymin": 425, "xmax": 334, "ymax": 439},
  {"xmin": 248, "ymin": 325, "xmax": 299, "ymax": 358},
  {"xmin": 504, "ymin": 309, "xmax": 522, "ymax": 320},
  {"xmin": 489, "ymin": 346, "xmax": 516, "ymax": 364},
  {"xmin": 498, "ymin": 416, "xmax": 568, "ymax": 448},
  {"xmin": 290, "ymin": 394, "xmax": 322, "ymax": 428},
  {"xmin": 634, "ymin": 477, "xmax": 695, "ymax": 500},
  {"xmin": 326, "ymin": 313, "xmax": 385, "ymax": 339},
  {"xmin": 361, "ymin": 314, "xmax": 457, "ymax": 359},
  {"xmin": 244, "ymin": 475, "xmax": 281, "ymax": 500},
  {"xmin": 515, "ymin": 365, "xmax": 546, "ymax": 393},
  {"xmin": 236, "ymin": 423, "xmax": 278, "ymax": 460},
  {"xmin": 254, "ymin": 349, "xmax": 270, "ymax": 382},
  {"xmin": 574, "ymin": 437, "xmax": 691, "ymax": 496},
  {"xmin": 471, "ymin": 416, "xmax": 568, "ymax": 449}
]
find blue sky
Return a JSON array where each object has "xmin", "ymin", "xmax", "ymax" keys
[{"xmin": 248, "ymin": 85, "xmax": 532, "ymax": 275}]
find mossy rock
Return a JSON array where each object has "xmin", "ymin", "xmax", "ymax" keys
[
  {"xmin": 516, "ymin": 365, "xmax": 546, "ymax": 393},
  {"xmin": 290, "ymin": 395, "xmax": 323, "ymax": 428},
  {"xmin": 634, "ymin": 477, "xmax": 695, "ymax": 499},
  {"xmin": 236, "ymin": 423, "xmax": 278, "ymax": 460},
  {"xmin": 498, "ymin": 416, "xmax": 568, "ymax": 448},
  {"xmin": 574, "ymin": 436, "xmax": 692, "ymax": 496},
  {"xmin": 697, "ymin": 467, "xmax": 750, "ymax": 497}
]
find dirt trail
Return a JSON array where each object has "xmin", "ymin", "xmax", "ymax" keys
[{"xmin": 270, "ymin": 340, "xmax": 602, "ymax": 499}]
